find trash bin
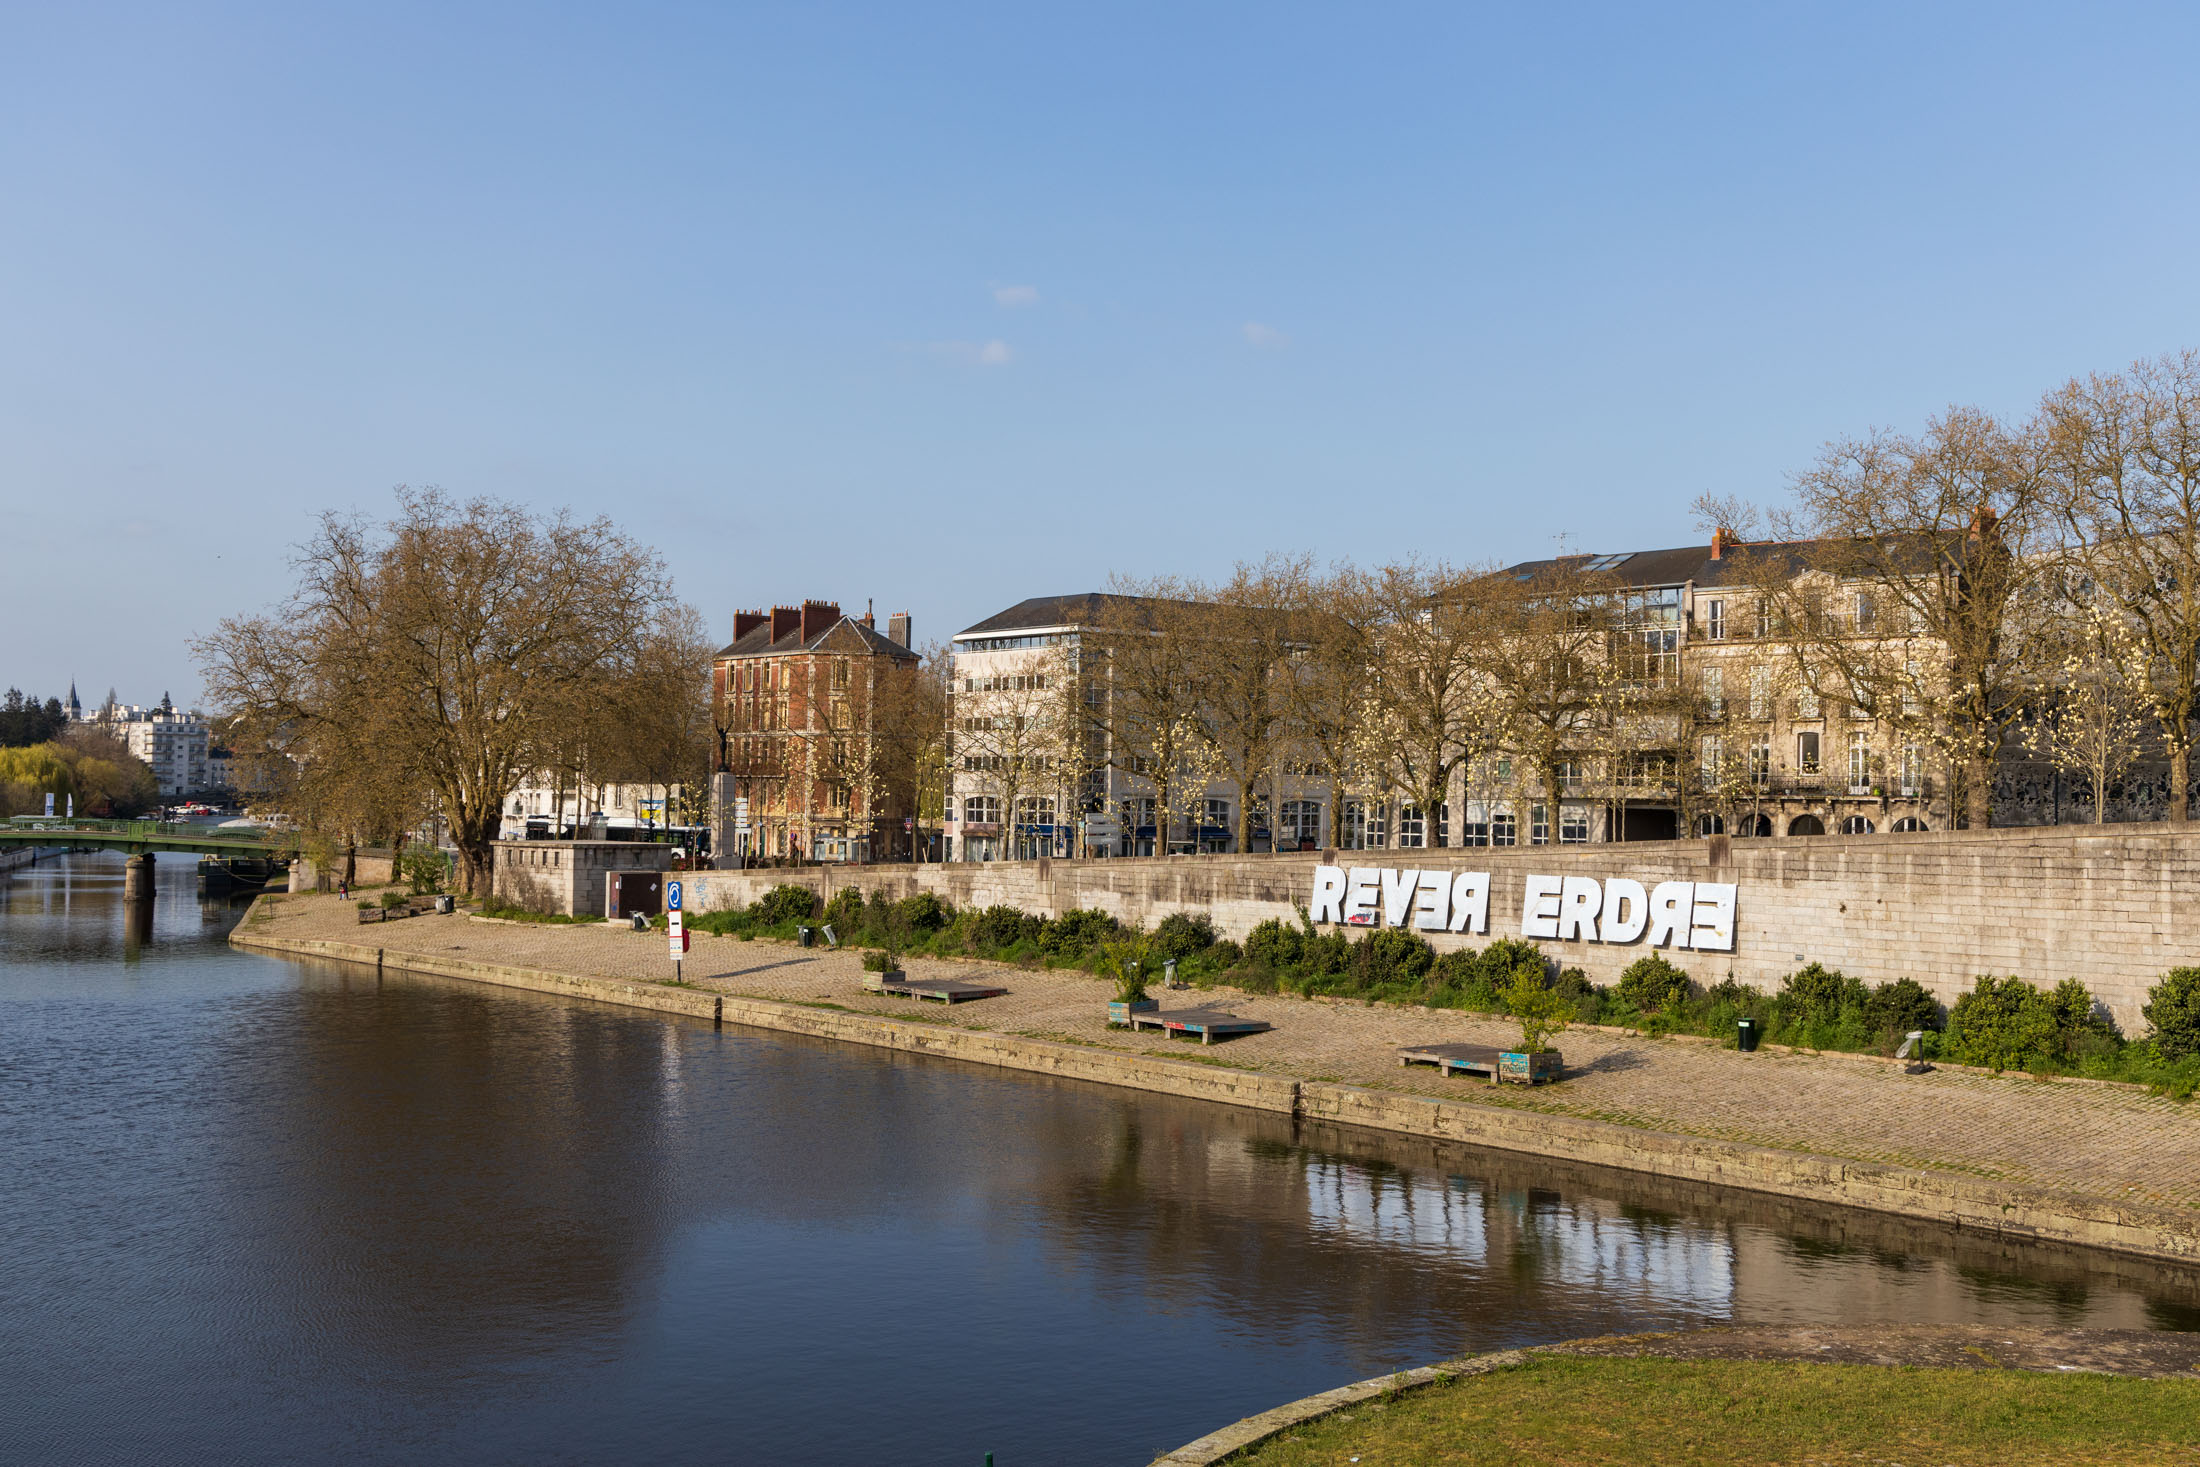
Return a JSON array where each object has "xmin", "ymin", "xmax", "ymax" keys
[
  {"xmin": 434, "ymin": 895, "xmax": 454, "ymax": 915},
  {"xmin": 1736, "ymin": 1017, "xmax": 1760, "ymax": 1052},
  {"xmin": 798, "ymin": 926, "xmax": 814, "ymax": 948},
  {"xmin": 630, "ymin": 912, "xmax": 649, "ymax": 931}
]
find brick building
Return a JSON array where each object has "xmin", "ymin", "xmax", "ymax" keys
[{"xmin": 711, "ymin": 599, "xmax": 919, "ymax": 863}]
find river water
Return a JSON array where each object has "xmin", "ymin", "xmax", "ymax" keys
[{"xmin": 2, "ymin": 852, "xmax": 2195, "ymax": 1466}]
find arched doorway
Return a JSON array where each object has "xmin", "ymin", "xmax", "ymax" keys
[
  {"xmin": 1695, "ymin": 813, "xmax": 1725, "ymax": 836},
  {"xmin": 1839, "ymin": 816, "xmax": 1875, "ymax": 835},
  {"xmin": 1891, "ymin": 816, "xmax": 1928, "ymax": 832},
  {"xmin": 1788, "ymin": 813, "xmax": 1826, "ymax": 836},
  {"xmin": 1734, "ymin": 813, "xmax": 1772, "ymax": 837}
]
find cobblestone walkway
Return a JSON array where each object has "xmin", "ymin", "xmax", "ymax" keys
[{"xmin": 253, "ymin": 894, "xmax": 2200, "ymax": 1211}]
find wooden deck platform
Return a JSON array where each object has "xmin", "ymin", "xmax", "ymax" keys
[
  {"xmin": 1127, "ymin": 1008, "xmax": 1274, "ymax": 1045},
  {"xmin": 861, "ymin": 974, "xmax": 1009, "ymax": 1005},
  {"xmin": 1399, "ymin": 1041, "xmax": 1505, "ymax": 1082}
]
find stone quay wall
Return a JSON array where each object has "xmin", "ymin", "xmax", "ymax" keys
[{"xmin": 675, "ymin": 825, "xmax": 2200, "ymax": 1031}]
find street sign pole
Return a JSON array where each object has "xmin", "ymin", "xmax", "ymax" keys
[{"xmin": 667, "ymin": 879, "xmax": 685, "ymax": 983}]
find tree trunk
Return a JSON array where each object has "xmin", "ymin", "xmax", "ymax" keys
[
  {"xmin": 1965, "ymin": 752, "xmax": 1995, "ymax": 830},
  {"xmin": 2172, "ymin": 745, "xmax": 2191, "ymax": 823},
  {"xmin": 342, "ymin": 842, "xmax": 357, "ymax": 888}
]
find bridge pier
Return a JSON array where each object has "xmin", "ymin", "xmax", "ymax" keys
[{"xmin": 123, "ymin": 852, "xmax": 156, "ymax": 903}]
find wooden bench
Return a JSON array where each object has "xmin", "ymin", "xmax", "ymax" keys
[
  {"xmin": 862, "ymin": 975, "xmax": 1008, "ymax": 1005},
  {"xmin": 1127, "ymin": 1008, "xmax": 1274, "ymax": 1045},
  {"xmin": 1399, "ymin": 1042, "xmax": 1505, "ymax": 1083}
]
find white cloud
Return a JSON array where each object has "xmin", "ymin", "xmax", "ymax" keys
[
  {"xmin": 976, "ymin": 338, "xmax": 1013, "ymax": 365},
  {"xmin": 1242, "ymin": 321, "xmax": 1288, "ymax": 350},
  {"xmin": 992, "ymin": 284, "xmax": 1039, "ymax": 308}
]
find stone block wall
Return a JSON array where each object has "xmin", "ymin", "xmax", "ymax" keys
[{"xmin": 684, "ymin": 826, "xmax": 2200, "ymax": 1030}]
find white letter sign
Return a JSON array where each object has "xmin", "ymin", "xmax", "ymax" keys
[
  {"xmin": 1310, "ymin": 865, "xmax": 1347, "ymax": 924},
  {"xmin": 1521, "ymin": 874, "xmax": 1563, "ymax": 939},
  {"xmin": 1690, "ymin": 882, "xmax": 1737, "ymax": 952},
  {"xmin": 1600, "ymin": 878, "xmax": 1648, "ymax": 944},
  {"xmin": 1646, "ymin": 881, "xmax": 1694, "ymax": 949},
  {"xmin": 1344, "ymin": 868, "xmax": 1379, "ymax": 926},
  {"xmin": 1448, "ymin": 872, "xmax": 1489, "ymax": 934}
]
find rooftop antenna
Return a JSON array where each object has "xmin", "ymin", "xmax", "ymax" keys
[{"xmin": 1552, "ymin": 532, "xmax": 1574, "ymax": 559}]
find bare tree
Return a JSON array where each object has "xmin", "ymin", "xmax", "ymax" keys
[
  {"xmin": 874, "ymin": 641, "xmax": 950, "ymax": 860},
  {"xmin": 1273, "ymin": 562, "xmax": 1383, "ymax": 849},
  {"xmin": 2041, "ymin": 351, "xmax": 2200, "ymax": 820},
  {"xmin": 1477, "ymin": 558, "xmax": 1632, "ymax": 838},
  {"xmin": 1090, "ymin": 580, "xmax": 1210, "ymax": 852},
  {"xmin": 1770, "ymin": 406, "xmax": 2057, "ymax": 829},
  {"xmin": 1196, "ymin": 559, "xmax": 1300, "ymax": 852},
  {"xmin": 1349, "ymin": 560, "xmax": 1504, "ymax": 849},
  {"xmin": 2024, "ymin": 612, "xmax": 2150, "ymax": 823},
  {"xmin": 195, "ymin": 489, "xmax": 678, "ymax": 893}
]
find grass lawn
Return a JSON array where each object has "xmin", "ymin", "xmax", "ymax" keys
[{"xmin": 1231, "ymin": 1356, "xmax": 2200, "ymax": 1466}]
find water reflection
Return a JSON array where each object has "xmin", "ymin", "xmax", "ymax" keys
[{"xmin": 3, "ymin": 852, "xmax": 2197, "ymax": 1467}]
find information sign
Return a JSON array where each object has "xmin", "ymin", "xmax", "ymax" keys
[{"xmin": 666, "ymin": 880, "xmax": 683, "ymax": 911}]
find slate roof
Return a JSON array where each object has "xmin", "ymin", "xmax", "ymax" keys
[
  {"xmin": 1495, "ymin": 539, "xmax": 1841, "ymax": 590},
  {"xmin": 955, "ymin": 592, "xmax": 1185, "ymax": 637},
  {"xmin": 714, "ymin": 615, "xmax": 918, "ymax": 662}
]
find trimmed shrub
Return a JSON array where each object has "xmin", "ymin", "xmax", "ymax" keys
[
  {"xmin": 1947, "ymin": 975, "xmax": 2059, "ymax": 1071},
  {"xmin": 895, "ymin": 891, "xmax": 951, "ymax": 933},
  {"xmin": 1042, "ymin": 908, "xmax": 1117, "ymax": 957},
  {"xmin": 755, "ymin": 884, "xmax": 819, "ymax": 926},
  {"xmin": 2145, "ymin": 967, "xmax": 2200, "ymax": 1061},
  {"xmin": 1780, "ymin": 963, "xmax": 1866, "ymax": 1025},
  {"xmin": 1150, "ymin": 912, "xmax": 1218, "ymax": 961},
  {"xmin": 1616, "ymin": 954, "xmax": 1691, "ymax": 1015},
  {"xmin": 975, "ymin": 904, "xmax": 1038, "ymax": 951},
  {"xmin": 1243, "ymin": 918, "xmax": 1307, "ymax": 972},
  {"xmin": 1862, "ymin": 977, "xmax": 1943, "ymax": 1037},
  {"xmin": 822, "ymin": 887, "xmax": 865, "ymax": 934},
  {"xmin": 1350, "ymin": 928, "xmax": 1435, "ymax": 988},
  {"xmin": 861, "ymin": 950, "xmax": 895, "ymax": 972}
]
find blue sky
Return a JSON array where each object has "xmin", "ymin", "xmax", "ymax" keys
[{"xmin": 7, "ymin": 2, "xmax": 2200, "ymax": 707}]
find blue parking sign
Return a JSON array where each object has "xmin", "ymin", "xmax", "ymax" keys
[{"xmin": 666, "ymin": 880, "xmax": 683, "ymax": 911}]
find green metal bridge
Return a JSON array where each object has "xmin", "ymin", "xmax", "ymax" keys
[{"xmin": 1, "ymin": 817, "xmax": 299, "ymax": 859}]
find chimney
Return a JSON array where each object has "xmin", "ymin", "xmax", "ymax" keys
[
  {"xmin": 733, "ymin": 609, "xmax": 769, "ymax": 641},
  {"xmin": 1968, "ymin": 502, "xmax": 1999, "ymax": 539},
  {"xmin": 770, "ymin": 605, "xmax": 801, "ymax": 644},
  {"xmin": 1710, "ymin": 526, "xmax": 1732, "ymax": 560},
  {"xmin": 861, "ymin": 597, "xmax": 875, "ymax": 629},
  {"xmin": 888, "ymin": 612, "xmax": 911, "ymax": 648},
  {"xmin": 800, "ymin": 599, "xmax": 841, "ymax": 642}
]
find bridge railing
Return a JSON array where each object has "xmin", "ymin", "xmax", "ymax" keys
[{"xmin": 2, "ymin": 816, "xmax": 291, "ymax": 847}]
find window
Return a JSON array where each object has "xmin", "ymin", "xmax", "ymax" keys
[
  {"xmin": 1396, "ymin": 804, "xmax": 1426, "ymax": 848},
  {"xmin": 1900, "ymin": 743, "xmax": 1924, "ymax": 796},
  {"xmin": 1902, "ymin": 659, "xmax": 1921, "ymax": 717},
  {"xmin": 1749, "ymin": 736, "xmax": 1771, "ymax": 784},
  {"xmin": 1557, "ymin": 760, "xmax": 1585, "ymax": 794},
  {"xmin": 1494, "ymin": 757, "xmax": 1512, "ymax": 785},
  {"xmin": 1121, "ymin": 797, "xmax": 1156, "ymax": 831},
  {"xmin": 1530, "ymin": 804, "xmax": 1550, "ymax": 845},
  {"xmin": 1848, "ymin": 741, "xmax": 1871, "ymax": 793},
  {"xmin": 1704, "ymin": 598, "xmax": 1725, "ymax": 641},
  {"xmin": 1015, "ymin": 796, "xmax": 1056, "ymax": 829},
  {"xmin": 963, "ymin": 796, "xmax": 1000, "ymax": 825},
  {"xmin": 1341, "ymin": 799, "xmax": 1386, "ymax": 849},
  {"xmin": 1797, "ymin": 683, "xmax": 1820, "ymax": 720},
  {"xmin": 1491, "ymin": 811, "xmax": 1517, "ymax": 846},
  {"xmin": 1852, "ymin": 591, "xmax": 1875, "ymax": 633},
  {"xmin": 1703, "ymin": 667, "xmax": 1723, "ymax": 719},
  {"xmin": 1559, "ymin": 805, "xmax": 1590, "ymax": 844},
  {"xmin": 1840, "ymin": 815, "xmax": 1875, "ymax": 835},
  {"xmin": 1201, "ymin": 798, "xmax": 1230, "ymax": 833},
  {"xmin": 1754, "ymin": 600, "xmax": 1773, "ymax": 638},
  {"xmin": 1749, "ymin": 666, "xmax": 1770, "ymax": 720},
  {"xmin": 1701, "ymin": 735, "xmax": 1724, "ymax": 786},
  {"xmin": 1279, "ymin": 800, "xmax": 1322, "ymax": 847},
  {"xmin": 1849, "ymin": 684, "xmax": 1873, "ymax": 718},
  {"xmin": 1797, "ymin": 730, "xmax": 1821, "ymax": 775}
]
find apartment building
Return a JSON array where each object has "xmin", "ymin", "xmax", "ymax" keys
[
  {"xmin": 711, "ymin": 599, "xmax": 919, "ymax": 863},
  {"xmin": 946, "ymin": 594, "xmax": 1337, "ymax": 860},
  {"xmin": 114, "ymin": 694, "xmax": 214, "ymax": 798}
]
